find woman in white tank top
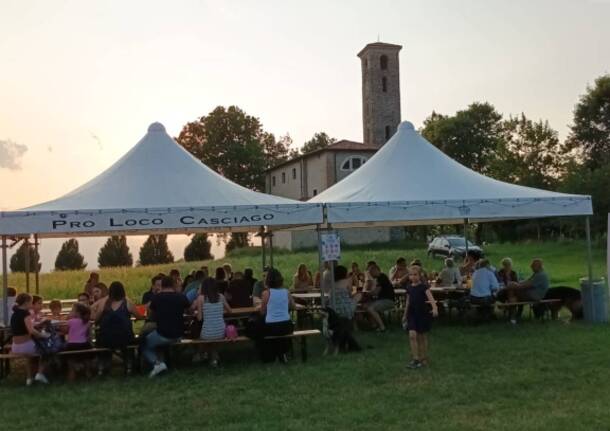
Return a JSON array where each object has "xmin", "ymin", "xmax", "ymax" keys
[{"xmin": 260, "ymin": 269, "xmax": 295, "ymax": 362}]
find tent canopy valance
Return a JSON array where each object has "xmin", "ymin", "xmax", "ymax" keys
[
  {"xmin": 309, "ymin": 121, "xmax": 592, "ymax": 226},
  {"xmin": 0, "ymin": 123, "xmax": 323, "ymax": 237}
]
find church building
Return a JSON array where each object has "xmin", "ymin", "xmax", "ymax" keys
[{"xmin": 266, "ymin": 42, "xmax": 405, "ymax": 248}]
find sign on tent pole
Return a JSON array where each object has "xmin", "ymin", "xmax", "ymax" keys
[{"xmin": 320, "ymin": 231, "xmax": 341, "ymax": 262}]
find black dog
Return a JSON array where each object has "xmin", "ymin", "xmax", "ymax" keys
[{"xmin": 543, "ymin": 286, "xmax": 583, "ymax": 320}]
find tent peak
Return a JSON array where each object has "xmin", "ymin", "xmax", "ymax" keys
[
  {"xmin": 398, "ymin": 121, "xmax": 415, "ymax": 131},
  {"xmin": 148, "ymin": 122, "xmax": 166, "ymax": 133}
]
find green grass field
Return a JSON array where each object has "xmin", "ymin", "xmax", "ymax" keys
[
  {"xmin": 4, "ymin": 240, "xmax": 607, "ymax": 302},
  {"xmin": 1, "ymin": 240, "xmax": 609, "ymax": 430},
  {"xmin": 1, "ymin": 322, "xmax": 610, "ymax": 430}
]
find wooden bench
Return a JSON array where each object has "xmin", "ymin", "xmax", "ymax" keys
[
  {"xmin": 496, "ymin": 299, "xmax": 562, "ymax": 320},
  {"xmin": 0, "ymin": 346, "xmax": 138, "ymax": 380},
  {"xmin": 178, "ymin": 329, "xmax": 321, "ymax": 362}
]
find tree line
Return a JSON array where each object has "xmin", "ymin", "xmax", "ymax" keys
[{"xmin": 9, "ymin": 234, "xmax": 213, "ymax": 272}]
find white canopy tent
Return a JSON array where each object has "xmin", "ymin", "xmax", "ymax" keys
[
  {"xmin": 310, "ymin": 121, "xmax": 592, "ymax": 225},
  {"xmin": 0, "ymin": 122, "xmax": 323, "ymax": 324},
  {"xmin": 310, "ymin": 121, "xmax": 595, "ymax": 306}
]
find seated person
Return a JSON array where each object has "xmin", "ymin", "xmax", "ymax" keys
[
  {"xmin": 61, "ymin": 302, "xmax": 93, "ymax": 381},
  {"xmin": 31, "ymin": 295, "xmax": 45, "ymax": 326},
  {"xmin": 470, "ymin": 259, "xmax": 499, "ymax": 307},
  {"xmin": 48, "ymin": 299, "xmax": 64, "ymax": 322},
  {"xmin": 0, "ymin": 287, "xmax": 17, "ymax": 326},
  {"xmin": 437, "ymin": 258, "xmax": 462, "ymax": 287},
  {"xmin": 84, "ymin": 272, "xmax": 100, "ymax": 297},
  {"xmin": 142, "ymin": 275, "xmax": 163, "ymax": 306},
  {"xmin": 244, "ymin": 268, "xmax": 257, "ymax": 293},
  {"xmin": 215, "ymin": 267, "xmax": 229, "ymax": 295},
  {"xmin": 194, "ymin": 278, "xmax": 232, "ymax": 367},
  {"xmin": 389, "ymin": 257, "xmax": 409, "ymax": 287},
  {"xmin": 170, "ymin": 269, "xmax": 183, "ymax": 293},
  {"xmin": 327, "ymin": 265, "xmax": 360, "ymax": 354},
  {"xmin": 496, "ymin": 257, "xmax": 518, "ymax": 286},
  {"xmin": 145, "ymin": 276, "xmax": 190, "ymax": 377},
  {"xmin": 349, "ymin": 262, "xmax": 365, "ymax": 291},
  {"xmin": 91, "ymin": 283, "xmax": 108, "ymax": 304},
  {"xmin": 185, "ymin": 271, "xmax": 206, "ymax": 304},
  {"xmin": 225, "ymin": 271, "xmax": 253, "ymax": 307},
  {"xmin": 77, "ymin": 292, "xmax": 90, "ymax": 305},
  {"xmin": 365, "ymin": 263, "xmax": 395, "ymax": 332},
  {"xmin": 499, "ymin": 258, "xmax": 550, "ymax": 303},
  {"xmin": 259, "ymin": 269, "xmax": 295, "ymax": 363},
  {"xmin": 363, "ymin": 261, "xmax": 378, "ymax": 292},
  {"xmin": 292, "ymin": 264, "xmax": 313, "ymax": 292},
  {"xmin": 223, "ymin": 264, "xmax": 233, "ymax": 281},
  {"xmin": 252, "ymin": 267, "xmax": 269, "ymax": 307},
  {"xmin": 460, "ymin": 250, "xmax": 481, "ymax": 277}
]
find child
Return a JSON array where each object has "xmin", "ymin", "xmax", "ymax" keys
[
  {"xmin": 62, "ymin": 302, "xmax": 92, "ymax": 381},
  {"xmin": 402, "ymin": 266, "xmax": 438, "ymax": 369},
  {"xmin": 48, "ymin": 300, "xmax": 63, "ymax": 322}
]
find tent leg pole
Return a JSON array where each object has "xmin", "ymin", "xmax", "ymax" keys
[
  {"xmin": 328, "ymin": 224, "xmax": 336, "ymax": 310},
  {"xmin": 585, "ymin": 217, "xmax": 594, "ymax": 284},
  {"xmin": 261, "ymin": 229, "xmax": 266, "ymax": 272},
  {"xmin": 268, "ymin": 230, "xmax": 274, "ymax": 268},
  {"xmin": 317, "ymin": 226, "xmax": 325, "ymax": 307},
  {"xmin": 2, "ymin": 236, "xmax": 8, "ymax": 327},
  {"xmin": 34, "ymin": 235, "xmax": 40, "ymax": 295},
  {"xmin": 24, "ymin": 238, "xmax": 30, "ymax": 294},
  {"xmin": 463, "ymin": 218, "xmax": 469, "ymax": 258}
]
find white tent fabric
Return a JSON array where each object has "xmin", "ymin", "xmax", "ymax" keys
[
  {"xmin": 0, "ymin": 123, "xmax": 322, "ymax": 237},
  {"xmin": 310, "ymin": 121, "xmax": 592, "ymax": 225}
]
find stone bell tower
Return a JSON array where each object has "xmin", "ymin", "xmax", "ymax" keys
[{"xmin": 358, "ymin": 42, "xmax": 402, "ymax": 147}]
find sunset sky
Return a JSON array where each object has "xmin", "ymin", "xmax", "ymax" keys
[{"xmin": 1, "ymin": 0, "xmax": 609, "ymax": 270}]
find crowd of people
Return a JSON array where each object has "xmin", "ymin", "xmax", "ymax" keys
[{"xmin": 2, "ymin": 252, "xmax": 550, "ymax": 384}]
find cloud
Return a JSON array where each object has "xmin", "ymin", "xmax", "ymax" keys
[{"xmin": 0, "ymin": 139, "xmax": 28, "ymax": 170}]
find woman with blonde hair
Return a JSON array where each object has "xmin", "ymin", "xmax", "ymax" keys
[{"xmin": 292, "ymin": 263, "xmax": 313, "ymax": 292}]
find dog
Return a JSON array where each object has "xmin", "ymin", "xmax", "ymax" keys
[{"xmin": 543, "ymin": 286, "xmax": 583, "ymax": 320}]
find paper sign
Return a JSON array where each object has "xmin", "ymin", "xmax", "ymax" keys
[{"xmin": 321, "ymin": 231, "xmax": 341, "ymax": 262}]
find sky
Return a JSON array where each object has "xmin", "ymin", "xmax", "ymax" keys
[{"xmin": 1, "ymin": 0, "xmax": 609, "ymax": 271}]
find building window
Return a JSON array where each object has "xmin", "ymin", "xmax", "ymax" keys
[
  {"xmin": 272, "ymin": 176, "xmax": 276, "ymax": 187},
  {"xmin": 380, "ymin": 55, "xmax": 388, "ymax": 70},
  {"xmin": 341, "ymin": 156, "xmax": 368, "ymax": 172},
  {"xmin": 382, "ymin": 76, "xmax": 387, "ymax": 92},
  {"xmin": 281, "ymin": 172, "xmax": 286, "ymax": 184},
  {"xmin": 385, "ymin": 125, "xmax": 391, "ymax": 141},
  {"xmin": 292, "ymin": 168, "xmax": 296, "ymax": 180},
  {"xmin": 313, "ymin": 189, "xmax": 318, "ymax": 196}
]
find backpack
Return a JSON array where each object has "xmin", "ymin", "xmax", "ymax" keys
[{"xmin": 34, "ymin": 322, "xmax": 64, "ymax": 355}]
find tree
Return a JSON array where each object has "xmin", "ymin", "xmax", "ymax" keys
[
  {"xmin": 565, "ymin": 74, "xmax": 610, "ymax": 169},
  {"xmin": 10, "ymin": 241, "xmax": 41, "ymax": 273},
  {"xmin": 139, "ymin": 235, "xmax": 174, "ymax": 266},
  {"xmin": 421, "ymin": 103, "xmax": 504, "ymax": 175},
  {"xmin": 184, "ymin": 234, "xmax": 214, "ymax": 261},
  {"xmin": 177, "ymin": 106, "xmax": 268, "ymax": 191},
  {"xmin": 494, "ymin": 114, "xmax": 563, "ymax": 189},
  {"xmin": 98, "ymin": 236, "xmax": 133, "ymax": 268},
  {"xmin": 301, "ymin": 132, "xmax": 336, "ymax": 154},
  {"xmin": 263, "ymin": 133, "xmax": 298, "ymax": 169},
  {"xmin": 54, "ymin": 239, "xmax": 87, "ymax": 271},
  {"xmin": 225, "ymin": 233, "xmax": 250, "ymax": 253}
]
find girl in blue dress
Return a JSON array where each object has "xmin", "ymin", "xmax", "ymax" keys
[{"xmin": 402, "ymin": 265, "xmax": 438, "ymax": 369}]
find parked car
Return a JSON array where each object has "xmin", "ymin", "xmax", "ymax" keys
[{"xmin": 427, "ymin": 236, "xmax": 483, "ymax": 259}]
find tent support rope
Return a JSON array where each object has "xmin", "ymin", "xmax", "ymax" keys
[
  {"xmin": 34, "ymin": 234, "xmax": 40, "ymax": 295},
  {"xmin": 463, "ymin": 218, "xmax": 469, "ymax": 257},
  {"xmin": 585, "ymin": 216, "xmax": 594, "ymax": 284}
]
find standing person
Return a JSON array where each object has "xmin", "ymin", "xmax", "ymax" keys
[
  {"xmin": 259, "ymin": 268, "xmax": 295, "ymax": 363},
  {"xmin": 95, "ymin": 281, "xmax": 143, "ymax": 375},
  {"xmin": 366, "ymin": 264, "xmax": 395, "ymax": 332},
  {"xmin": 84, "ymin": 272, "xmax": 100, "ymax": 297},
  {"xmin": 292, "ymin": 264, "xmax": 314, "ymax": 292},
  {"xmin": 144, "ymin": 276, "xmax": 190, "ymax": 377},
  {"xmin": 10, "ymin": 293, "xmax": 49, "ymax": 385},
  {"xmin": 194, "ymin": 278, "xmax": 231, "ymax": 367},
  {"xmin": 402, "ymin": 266, "xmax": 438, "ymax": 369},
  {"xmin": 327, "ymin": 265, "xmax": 361, "ymax": 354}
]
